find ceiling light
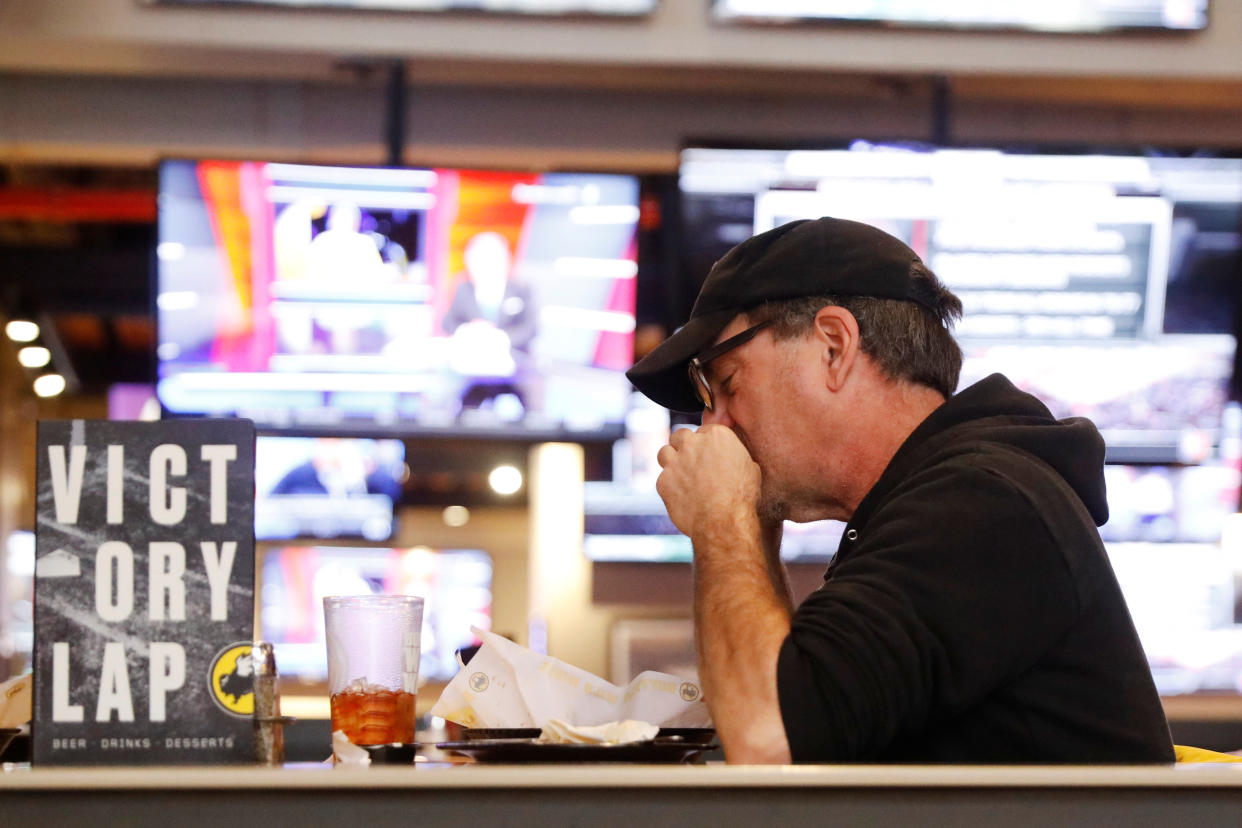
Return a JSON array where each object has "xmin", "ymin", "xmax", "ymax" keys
[
  {"xmin": 156, "ymin": 241, "xmax": 186, "ymax": 261},
  {"xmin": 156, "ymin": 291, "xmax": 199, "ymax": 311},
  {"xmin": 442, "ymin": 505, "xmax": 470, "ymax": 527},
  {"xmin": 33, "ymin": 374, "xmax": 66, "ymax": 398},
  {"xmin": 17, "ymin": 346, "xmax": 51, "ymax": 368},
  {"xmin": 488, "ymin": 464, "xmax": 523, "ymax": 496},
  {"xmin": 5, "ymin": 320, "xmax": 39, "ymax": 342}
]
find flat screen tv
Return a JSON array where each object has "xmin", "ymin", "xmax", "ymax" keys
[
  {"xmin": 156, "ymin": 159, "xmax": 640, "ymax": 440},
  {"xmin": 679, "ymin": 141, "xmax": 1242, "ymax": 696},
  {"xmin": 711, "ymin": 0, "xmax": 1207, "ymax": 32},
  {"xmin": 150, "ymin": 0, "xmax": 657, "ymax": 15},
  {"xmin": 254, "ymin": 435, "xmax": 404, "ymax": 541},
  {"xmin": 1106, "ymin": 540, "xmax": 1242, "ymax": 695},
  {"xmin": 679, "ymin": 142, "xmax": 1242, "ymax": 465},
  {"xmin": 257, "ymin": 545, "xmax": 493, "ymax": 685}
]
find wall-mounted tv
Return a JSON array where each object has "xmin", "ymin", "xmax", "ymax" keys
[
  {"xmin": 254, "ymin": 435, "xmax": 404, "ymax": 541},
  {"xmin": 711, "ymin": 0, "xmax": 1207, "ymax": 32},
  {"xmin": 150, "ymin": 0, "xmax": 657, "ymax": 16},
  {"xmin": 156, "ymin": 159, "xmax": 640, "ymax": 440},
  {"xmin": 1101, "ymin": 462, "xmax": 1239, "ymax": 545},
  {"xmin": 679, "ymin": 142, "xmax": 1242, "ymax": 464},
  {"xmin": 1106, "ymin": 541, "xmax": 1242, "ymax": 695},
  {"xmin": 257, "ymin": 545, "xmax": 493, "ymax": 685}
]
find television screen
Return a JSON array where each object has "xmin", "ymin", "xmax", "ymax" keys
[
  {"xmin": 711, "ymin": 0, "xmax": 1207, "ymax": 32},
  {"xmin": 150, "ymin": 0, "xmax": 657, "ymax": 15},
  {"xmin": 1107, "ymin": 541, "xmax": 1242, "ymax": 695},
  {"xmin": 2, "ymin": 530, "xmax": 34, "ymax": 674},
  {"xmin": 257, "ymin": 545, "xmax": 492, "ymax": 684},
  {"xmin": 679, "ymin": 143, "xmax": 1242, "ymax": 464},
  {"xmin": 254, "ymin": 435, "xmax": 404, "ymax": 541},
  {"xmin": 1102, "ymin": 462, "xmax": 1240, "ymax": 544},
  {"xmin": 157, "ymin": 159, "xmax": 640, "ymax": 440}
]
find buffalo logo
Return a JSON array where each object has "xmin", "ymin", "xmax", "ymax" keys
[
  {"xmin": 679, "ymin": 682, "xmax": 701, "ymax": 703},
  {"xmin": 208, "ymin": 642, "xmax": 255, "ymax": 717},
  {"xmin": 468, "ymin": 672, "xmax": 489, "ymax": 693}
]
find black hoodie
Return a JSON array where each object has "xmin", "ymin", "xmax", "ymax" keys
[{"xmin": 776, "ymin": 374, "xmax": 1175, "ymax": 763}]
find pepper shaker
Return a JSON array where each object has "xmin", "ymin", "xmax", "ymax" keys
[{"xmin": 252, "ymin": 641, "xmax": 287, "ymax": 765}]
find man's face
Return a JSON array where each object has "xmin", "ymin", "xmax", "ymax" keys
[
  {"xmin": 699, "ymin": 315, "xmax": 830, "ymax": 523},
  {"xmin": 465, "ymin": 233, "xmax": 512, "ymax": 291}
]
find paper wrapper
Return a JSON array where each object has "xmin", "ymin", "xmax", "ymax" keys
[
  {"xmin": 537, "ymin": 718, "xmax": 658, "ymax": 745},
  {"xmin": 331, "ymin": 729, "xmax": 371, "ymax": 767},
  {"xmin": 430, "ymin": 628, "xmax": 711, "ymax": 730},
  {"xmin": 0, "ymin": 673, "xmax": 32, "ymax": 728}
]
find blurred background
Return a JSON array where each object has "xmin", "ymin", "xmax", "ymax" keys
[{"xmin": 3, "ymin": 0, "xmax": 1242, "ymax": 752}]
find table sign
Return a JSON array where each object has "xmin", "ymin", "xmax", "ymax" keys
[{"xmin": 32, "ymin": 418, "xmax": 256, "ymax": 765}]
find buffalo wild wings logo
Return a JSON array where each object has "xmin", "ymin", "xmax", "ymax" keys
[
  {"xmin": 208, "ymin": 642, "xmax": 255, "ymax": 716},
  {"xmin": 468, "ymin": 672, "xmax": 490, "ymax": 693},
  {"xmin": 679, "ymin": 682, "xmax": 701, "ymax": 702}
]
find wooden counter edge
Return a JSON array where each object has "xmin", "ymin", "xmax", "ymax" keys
[{"xmin": 4, "ymin": 762, "xmax": 1242, "ymax": 791}]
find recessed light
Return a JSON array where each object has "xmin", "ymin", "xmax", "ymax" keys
[
  {"xmin": 488, "ymin": 465, "xmax": 523, "ymax": 495},
  {"xmin": 17, "ymin": 346, "xmax": 51, "ymax": 368},
  {"xmin": 33, "ymin": 374, "xmax": 66, "ymax": 397},
  {"xmin": 442, "ymin": 505, "xmax": 470, "ymax": 527},
  {"xmin": 5, "ymin": 320, "xmax": 39, "ymax": 342}
]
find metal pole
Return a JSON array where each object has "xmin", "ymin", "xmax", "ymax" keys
[
  {"xmin": 385, "ymin": 59, "xmax": 407, "ymax": 167},
  {"xmin": 930, "ymin": 75, "xmax": 952, "ymax": 146}
]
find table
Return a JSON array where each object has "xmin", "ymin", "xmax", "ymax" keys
[{"xmin": 6, "ymin": 762, "xmax": 1242, "ymax": 827}]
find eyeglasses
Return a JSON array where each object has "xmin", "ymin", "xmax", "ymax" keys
[{"xmin": 687, "ymin": 319, "xmax": 771, "ymax": 412}]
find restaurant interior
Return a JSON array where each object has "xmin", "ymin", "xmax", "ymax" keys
[{"xmin": 4, "ymin": 0, "xmax": 1242, "ymax": 772}]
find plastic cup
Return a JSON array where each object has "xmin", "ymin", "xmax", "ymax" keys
[{"xmin": 323, "ymin": 594, "xmax": 424, "ymax": 746}]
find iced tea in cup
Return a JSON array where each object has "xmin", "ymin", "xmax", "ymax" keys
[{"xmin": 323, "ymin": 595, "xmax": 424, "ymax": 745}]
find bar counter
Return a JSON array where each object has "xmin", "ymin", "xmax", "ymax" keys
[{"xmin": 6, "ymin": 762, "xmax": 1242, "ymax": 826}]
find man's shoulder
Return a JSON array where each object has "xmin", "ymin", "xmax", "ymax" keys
[{"xmin": 899, "ymin": 437, "xmax": 1069, "ymax": 502}]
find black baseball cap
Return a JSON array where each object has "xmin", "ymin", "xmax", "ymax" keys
[{"xmin": 627, "ymin": 217, "xmax": 938, "ymax": 412}]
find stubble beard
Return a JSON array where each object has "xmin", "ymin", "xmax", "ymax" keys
[
  {"xmin": 733, "ymin": 425, "xmax": 790, "ymax": 527},
  {"xmin": 757, "ymin": 489, "xmax": 788, "ymax": 527},
  {"xmin": 755, "ymin": 466, "xmax": 795, "ymax": 527}
]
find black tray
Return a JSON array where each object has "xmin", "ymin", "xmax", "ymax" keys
[
  {"xmin": 461, "ymin": 727, "xmax": 715, "ymax": 744},
  {"xmin": 441, "ymin": 728, "xmax": 717, "ymax": 764},
  {"xmin": 0, "ymin": 728, "xmax": 19, "ymax": 758},
  {"xmin": 358, "ymin": 742, "xmax": 420, "ymax": 764}
]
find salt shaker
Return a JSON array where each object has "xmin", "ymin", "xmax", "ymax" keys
[{"xmin": 252, "ymin": 641, "xmax": 286, "ymax": 765}]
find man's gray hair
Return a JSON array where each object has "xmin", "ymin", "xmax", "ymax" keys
[{"xmin": 749, "ymin": 263, "xmax": 964, "ymax": 398}]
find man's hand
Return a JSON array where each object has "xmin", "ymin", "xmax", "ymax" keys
[
  {"xmin": 656, "ymin": 424, "xmax": 793, "ymax": 764},
  {"xmin": 655, "ymin": 424, "xmax": 762, "ymax": 540}
]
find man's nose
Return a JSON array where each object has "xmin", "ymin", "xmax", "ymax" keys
[{"xmin": 701, "ymin": 404, "xmax": 733, "ymax": 429}]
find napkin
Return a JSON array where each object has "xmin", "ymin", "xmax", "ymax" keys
[
  {"xmin": 536, "ymin": 718, "xmax": 658, "ymax": 745},
  {"xmin": 0, "ymin": 673, "xmax": 32, "ymax": 728},
  {"xmin": 331, "ymin": 729, "xmax": 371, "ymax": 767},
  {"xmin": 430, "ymin": 628, "xmax": 711, "ymax": 730}
]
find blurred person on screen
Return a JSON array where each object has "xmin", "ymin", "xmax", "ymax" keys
[
  {"xmin": 306, "ymin": 202, "xmax": 385, "ymax": 282},
  {"xmin": 627, "ymin": 217, "xmax": 1174, "ymax": 765},
  {"xmin": 442, "ymin": 231, "xmax": 538, "ymax": 416},
  {"xmin": 270, "ymin": 438, "xmax": 402, "ymax": 503}
]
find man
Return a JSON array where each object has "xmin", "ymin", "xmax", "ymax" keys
[
  {"xmin": 442, "ymin": 231, "xmax": 538, "ymax": 415},
  {"xmin": 626, "ymin": 217, "xmax": 1174, "ymax": 764},
  {"xmin": 442, "ymin": 231, "xmax": 537, "ymax": 352}
]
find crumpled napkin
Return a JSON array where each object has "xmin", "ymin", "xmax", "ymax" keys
[
  {"xmin": 0, "ymin": 673, "xmax": 32, "ymax": 728},
  {"xmin": 536, "ymin": 718, "xmax": 658, "ymax": 745},
  {"xmin": 331, "ymin": 729, "xmax": 371, "ymax": 767},
  {"xmin": 430, "ymin": 627, "xmax": 711, "ymax": 730}
]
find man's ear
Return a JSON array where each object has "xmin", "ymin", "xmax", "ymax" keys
[{"xmin": 812, "ymin": 305, "xmax": 860, "ymax": 392}]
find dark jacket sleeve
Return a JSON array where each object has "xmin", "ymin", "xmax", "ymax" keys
[{"xmin": 776, "ymin": 457, "xmax": 1084, "ymax": 762}]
